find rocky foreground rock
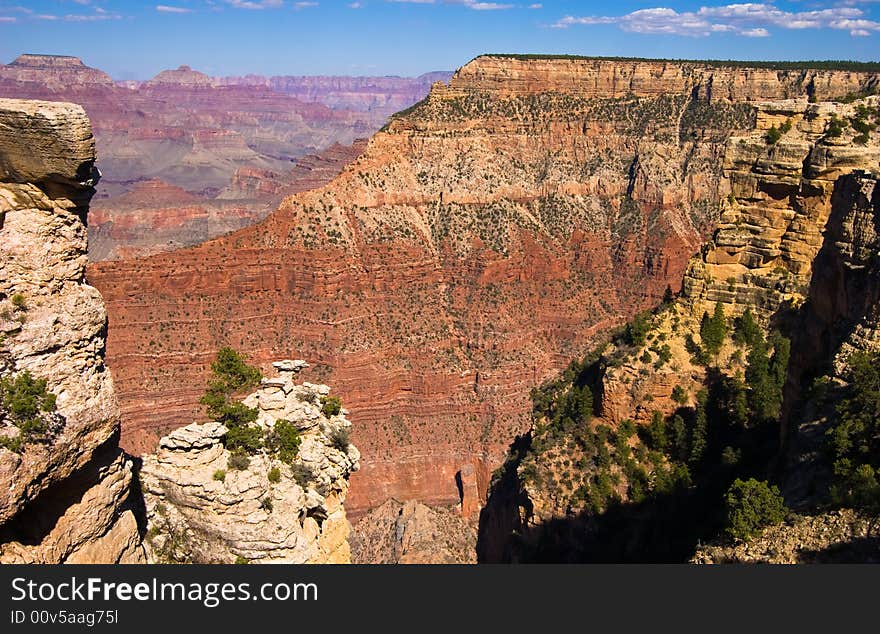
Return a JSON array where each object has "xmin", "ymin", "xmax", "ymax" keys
[
  {"xmin": 692, "ymin": 510, "xmax": 878, "ymax": 564},
  {"xmin": 140, "ymin": 362, "xmax": 360, "ymax": 564},
  {"xmin": 0, "ymin": 98, "xmax": 144, "ymax": 563}
]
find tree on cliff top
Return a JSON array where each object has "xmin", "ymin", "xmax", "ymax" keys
[
  {"xmin": 200, "ymin": 347, "xmax": 263, "ymax": 454},
  {"xmin": 724, "ymin": 478, "xmax": 787, "ymax": 541}
]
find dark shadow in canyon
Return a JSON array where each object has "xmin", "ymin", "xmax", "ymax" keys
[
  {"xmin": 0, "ymin": 430, "xmax": 126, "ymax": 546},
  {"xmin": 477, "ymin": 173, "xmax": 880, "ymax": 562}
]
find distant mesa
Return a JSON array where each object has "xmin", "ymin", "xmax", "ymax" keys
[
  {"xmin": 10, "ymin": 53, "xmax": 87, "ymax": 68},
  {"xmin": 145, "ymin": 64, "xmax": 216, "ymax": 88},
  {"xmin": 1, "ymin": 54, "xmax": 114, "ymax": 87}
]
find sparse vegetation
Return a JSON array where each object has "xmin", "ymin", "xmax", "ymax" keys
[
  {"xmin": 700, "ymin": 301, "xmax": 727, "ymax": 358},
  {"xmin": 0, "ymin": 371, "xmax": 58, "ymax": 452},
  {"xmin": 329, "ymin": 426, "xmax": 350, "ymax": 452},
  {"xmin": 268, "ymin": 466, "xmax": 281, "ymax": 484},
  {"xmin": 320, "ymin": 395, "xmax": 342, "ymax": 418},
  {"xmin": 671, "ymin": 385, "xmax": 688, "ymax": 404},
  {"xmin": 265, "ymin": 419, "xmax": 302, "ymax": 465},
  {"xmin": 10, "ymin": 294, "xmax": 27, "ymax": 311},
  {"xmin": 724, "ymin": 478, "xmax": 787, "ymax": 541},
  {"xmin": 291, "ymin": 462, "xmax": 315, "ymax": 489},
  {"xmin": 624, "ymin": 311, "xmax": 652, "ymax": 347},
  {"xmin": 213, "ymin": 469, "xmax": 226, "ymax": 482},
  {"xmin": 827, "ymin": 351, "xmax": 880, "ymax": 518},
  {"xmin": 227, "ymin": 450, "xmax": 250, "ymax": 471},
  {"xmin": 200, "ymin": 348, "xmax": 262, "ymax": 455},
  {"xmin": 825, "ymin": 114, "xmax": 848, "ymax": 138}
]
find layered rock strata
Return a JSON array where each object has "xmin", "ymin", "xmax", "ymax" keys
[
  {"xmin": 88, "ymin": 57, "xmax": 880, "ymax": 519},
  {"xmin": 477, "ymin": 95, "xmax": 880, "ymax": 560}
]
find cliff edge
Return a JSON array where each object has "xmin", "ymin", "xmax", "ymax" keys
[{"xmin": 0, "ymin": 98, "xmax": 144, "ymax": 563}]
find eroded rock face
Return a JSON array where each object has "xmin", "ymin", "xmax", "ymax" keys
[
  {"xmin": 683, "ymin": 98, "xmax": 880, "ymax": 320},
  {"xmin": 350, "ymin": 499, "xmax": 477, "ymax": 564},
  {"xmin": 478, "ymin": 95, "xmax": 880, "ymax": 561},
  {"xmin": 88, "ymin": 58, "xmax": 880, "ymax": 520},
  {"xmin": 595, "ymin": 98, "xmax": 880, "ymax": 442},
  {"xmin": 451, "ymin": 56, "xmax": 877, "ymax": 101},
  {"xmin": 140, "ymin": 364, "xmax": 360, "ymax": 564},
  {"xmin": 0, "ymin": 98, "xmax": 144, "ymax": 563}
]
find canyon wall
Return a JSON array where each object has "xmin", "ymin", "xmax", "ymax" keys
[
  {"xmin": 89, "ymin": 56, "xmax": 880, "ymax": 519},
  {"xmin": 0, "ymin": 98, "xmax": 144, "ymax": 563},
  {"xmin": 477, "ymin": 95, "xmax": 880, "ymax": 562},
  {"xmin": 219, "ymin": 72, "xmax": 453, "ymax": 116},
  {"xmin": 0, "ymin": 55, "xmax": 409, "ymax": 260}
]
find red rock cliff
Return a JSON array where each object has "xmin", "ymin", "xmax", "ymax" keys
[{"xmin": 87, "ymin": 56, "xmax": 880, "ymax": 519}]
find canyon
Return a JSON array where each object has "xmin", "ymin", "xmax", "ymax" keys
[
  {"xmin": 0, "ymin": 97, "xmax": 362, "ymax": 562},
  {"xmin": 87, "ymin": 55, "xmax": 880, "ymax": 522},
  {"xmin": 2, "ymin": 55, "xmax": 879, "ymax": 564},
  {"xmin": 477, "ymin": 94, "xmax": 880, "ymax": 562},
  {"xmin": 0, "ymin": 54, "xmax": 442, "ymax": 260}
]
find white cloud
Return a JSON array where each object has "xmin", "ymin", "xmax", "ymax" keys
[
  {"xmin": 387, "ymin": 0, "xmax": 514, "ymax": 9},
  {"xmin": 156, "ymin": 4, "xmax": 194, "ymax": 13},
  {"xmin": 226, "ymin": 0, "xmax": 284, "ymax": 9},
  {"xmin": 63, "ymin": 13, "xmax": 121, "ymax": 21},
  {"xmin": 348, "ymin": 1, "xmax": 363, "ymax": 7},
  {"xmin": 0, "ymin": 16, "xmax": 17, "ymax": 22},
  {"xmin": 553, "ymin": 3, "xmax": 880, "ymax": 37},
  {"xmin": 294, "ymin": 1, "xmax": 318, "ymax": 8},
  {"xmin": 468, "ymin": 2, "xmax": 514, "ymax": 10}
]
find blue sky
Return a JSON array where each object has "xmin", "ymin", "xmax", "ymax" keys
[{"xmin": 0, "ymin": 1, "xmax": 878, "ymax": 78}]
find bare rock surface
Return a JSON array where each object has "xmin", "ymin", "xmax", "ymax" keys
[
  {"xmin": 350, "ymin": 499, "xmax": 477, "ymax": 564},
  {"xmin": 140, "ymin": 365, "xmax": 360, "ymax": 564},
  {"xmin": 0, "ymin": 98, "xmax": 144, "ymax": 563}
]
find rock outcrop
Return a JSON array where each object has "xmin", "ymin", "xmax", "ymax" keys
[
  {"xmin": 140, "ymin": 362, "xmax": 360, "ymax": 564},
  {"xmin": 0, "ymin": 98, "xmax": 144, "ymax": 563},
  {"xmin": 692, "ymin": 509, "xmax": 877, "ymax": 563},
  {"xmin": 0, "ymin": 54, "xmax": 114, "ymax": 89},
  {"xmin": 87, "ymin": 57, "xmax": 880, "ymax": 520},
  {"xmin": 350, "ymin": 499, "xmax": 477, "ymax": 564}
]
